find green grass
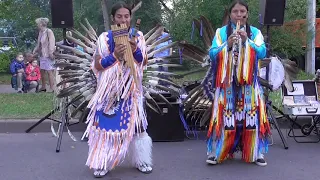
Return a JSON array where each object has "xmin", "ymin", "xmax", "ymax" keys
[
  {"xmin": 295, "ymin": 70, "xmax": 314, "ymax": 80},
  {"xmin": 0, "ymin": 93, "xmax": 56, "ymax": 119},
  {"xmin": 0, "ymin": 73, "xmax": 12, "ymax": 85}
]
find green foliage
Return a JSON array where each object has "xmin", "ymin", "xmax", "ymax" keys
[
  {"xmin": 269, "ymin": 0, "xmax": 307, "ymax": 58},
  {"xmin": 295, "ymin": 70, "xmax": 314, "ymax": 80},
  {"xmin": 268, "ymin": 27, "xmax": 306, "ymax": 58},
  {"xmin": 0, "ymin": 48, "xmax": 19, "ymax": 73},
  {"xmin": 285, "ymin": 0, "xmax": 307, "ymax": 21},
  {"xmin": 170, "ymin": 0, "xmax": 229, "ymax": 43},
  {"xmin": 71, "ymin": 0, "xmax": 163, "ymax": 36},
  {"xmin": 134, "ymin": 0, "xmax": 163, "ymax": 32},
  {"xmin": 0, "ymin": 53, "xmax": 10, "ymax": 73},
  {"xmin": 0, "ymin": 0, "xmax": 164, "ymax": 51},
  {"xmin": 0, "ymin": 0, "xmax": 51, "ymax": 51},
  {"xmin": 73, "ymin": 0, "xmax": 104, "ymax": 35}
]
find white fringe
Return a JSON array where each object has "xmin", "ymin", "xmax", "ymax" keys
[
  {"xmin": 85, "ymin": 126, "xmax": 133, "ymax": 171},
  {"xmin": 82, "ymin": 61, "xmax": 148, "ymax": 171}
]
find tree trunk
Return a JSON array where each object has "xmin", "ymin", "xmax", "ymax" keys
[
  {"xmin": 101, "ymin": 0, "xmax": 110, "ymax": 31},
  {"xmin": 306, "ymin": 0, "xmax": 316, "ymax": 73},
  {"xmin": 131, "ymin": 1, "xmax": 142, "ymax": 27}
]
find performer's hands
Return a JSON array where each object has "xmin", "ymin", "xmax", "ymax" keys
[
  {"xmin": 114, "ymin": 44, "xmax": 126, "ymax": 60},
  {"xmin": 129, "ymin": 39, "xmax": 137, "ymax": 53},
  {"xmin": 227, "ymin": 34, "xmax": 238, "ymax": 48},
  {"xmin": 237, "ymin": 30, "xmax": 248, "ymax": 42}
]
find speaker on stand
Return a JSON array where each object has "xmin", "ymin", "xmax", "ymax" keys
[
  {"xmin": 51, "ymin": 0, "xmax": 74, "ymax": 43},
  {"xmin": 50, "ymin": 0, "xmax": 75, "ymax": 152},
  {"xmin": 259, "ymin": 0, "xmax": 289, "ymax": 149}
]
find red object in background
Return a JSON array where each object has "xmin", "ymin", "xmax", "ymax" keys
[
  {"xmin": 25, "ymin": 64, "xmax": 41, "ymax": 81},
  {"xmin": 283, "ymin": 18, "xmax": 320, "ymax": 48}
]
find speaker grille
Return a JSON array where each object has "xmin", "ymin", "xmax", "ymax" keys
[
  {"xmin": 259, "ymin": 0, "xmax": 286, "ymax": 26},
  {"xmin": 51, "ymin": 0, "xmax": 74, "ymax": 28}
]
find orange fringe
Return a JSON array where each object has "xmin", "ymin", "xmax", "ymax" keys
[
  {"xmin": 217, "ymin": 129, "xmax": 236, "ymax": 162},
  {"xmin": 215, "ymin": 52, "xmax": 224, "ymax": 88},
  {"xmin": 246, "ymin": 46, "xmax": 256, "ymax": 85},
  {"xmin": 215, "ymin": 103, "xmax": 224, "ymax": 139},
  {"xmin": 242, "ymin": 128, "xmax": 257, "ymax": 163},
  {"xmin": 207, "ymin": 105, "xmax": 215, "ymax": 137}
]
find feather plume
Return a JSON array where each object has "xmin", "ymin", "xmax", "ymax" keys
[
  {"xmin": 79, "ymin": 22, "xmax": 97, "ymax": 42},
  {"xmin": 144, "ymin": 24, "xmax": 162, "ymax": 40},
  {"xmin": 145, "ymin": 26, "xmax": 164, "ymax": 45},
  {"xmin": 84, "ymin": 18, "xmax": 98, "ymax": 39},
  {"xmin": 147, "ymin": 34, "xmax": 171, "ymax": 52},
  {"xmin": 69, "ymin": 28, "xmax": 96, "ymax": 48},
  {"xmin": 192, "ymin": 18, "xmax": 212, "ymax": 49},
  {"xmin": 199, "ymin": 16, "xmax": 215, "ymax": 40},
  {"xmin": 56, "ymin": 44, "xmax": 92, "ymax": 59},
  {"xmin": 66, "ymin": 35, "xmax": 94, "ymax": 54}
]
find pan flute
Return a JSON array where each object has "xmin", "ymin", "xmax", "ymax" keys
[{"xmin": 111, "ymin": 23, "xmax": 138, "ymax": 86}]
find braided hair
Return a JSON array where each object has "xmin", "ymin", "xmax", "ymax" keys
[{"xmin": 226, "ymin": 0, "xmax": 252, "ymax": 40}]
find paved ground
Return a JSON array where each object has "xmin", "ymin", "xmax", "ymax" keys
[
  {"xmin": 0, "ymin": 130, "xmax": 319, "ymax": 180},
  {"xmin": 0, "ymin": 84, "xmax": 41, "ymax": 93},
  {"xmin": 1, "ymin": 84, "xmax": 319, "ymax": 180},
  {"xmin": 0, "ymin": 84, "xmax": 15, "ymax": 93}
]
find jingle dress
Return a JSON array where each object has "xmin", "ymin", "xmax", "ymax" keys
[
  {"xmin": 82, "ymin": 28, "xmax": 147, "ymax": 171},
  {"xmin": 206, "ymin": 23, "xmax": 271, "ymax": 163}
]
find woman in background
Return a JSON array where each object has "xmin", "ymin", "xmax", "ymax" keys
[{"xmin": 33, "ymin": 17, "xmax": 56, "ymax": 92}]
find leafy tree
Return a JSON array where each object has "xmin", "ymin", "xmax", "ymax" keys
[{"xmin": 0, "ymin": 0, "xmax": 50, "ymax": 49}]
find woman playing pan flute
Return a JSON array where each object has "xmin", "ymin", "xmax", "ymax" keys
[
  {"xmin": 205, "ymin": 0, "xmax": 270, "ymax": 166},
  {"xmin": 82, "ymin": 1, "xmax": 152, "ymax": 177}
]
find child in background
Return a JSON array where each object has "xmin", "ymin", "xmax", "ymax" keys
[
  {"xmin": 25, "ymin": 58, "xmax": 41, "ymax": 93},
  {"xmin": 10, "ymin": 53, "xmax": 26, "ymax": 93},
  {"xmin": 24, "ymin": 53, "xmax": 34, "ymax": 66}
]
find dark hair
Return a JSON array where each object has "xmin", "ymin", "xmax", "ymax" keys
[
  {"xmin": 111, "ymin": 1, "xmax": 132, "ymax": 17},
  {"xmin": 164, "ymin": 28, "xmax": 169, "ymax": 33},
  {"xmin": 24, "ymin": 53, "xmax": 35, "ymax": 62},
  {"xmin": 16, "ymin": 52, "xmax": 23, "ymax": 57},
  {"xmin": 226, "ymin": 0, "xmax": 251, "ymax": 40}
]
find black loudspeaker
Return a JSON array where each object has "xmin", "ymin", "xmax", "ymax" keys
[
  {"xmin": 259, "ymin": 0, "xmax": 286, "ymax": 26},
  {"xmin": 51, "ymin": 0, "xmax": 74, "ymax": 28},
  {"xmin": 146, "ymin": 102, "xmax": 185, "ymax": 142}
]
